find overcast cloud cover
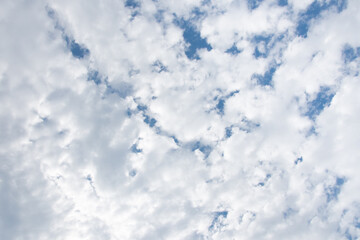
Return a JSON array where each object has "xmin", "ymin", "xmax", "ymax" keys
[{"xmin": 1, "ymin": 0, "xmax": 360, "ymax": 239}]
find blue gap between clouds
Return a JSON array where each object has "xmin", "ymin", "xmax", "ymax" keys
[
  {"xmin": 209, "ymin": 211, "xmax": 228, "ymax": 231},
  {"xmin": 240, "ymin": 118, "xmax": 260, "ymax": 133},
  {"xmin": 216, "ymin": 99, "xmax": 225, "ymax": 116},
  {"xmin": 225, "ymin": 127, "xmax": 232, "ymax": 138},
  {"xmin": 129, "ymin": 169, "xmax": 137, "ymax": 177},
  {"xmin": 190, "ymin": 7, "xmax": 207, "ymax": 21},
  {"xmin": 278, "ymin": 0, "xmax": 288, "ymax": 6},
  {"xmin": 47, "ymin": 9, "xmax": 90, "ymax": 59},
  {"xmin": 224, "ymin": 117, "xmax": 260, "ymax": 138},
  {"xmin": 131, "ymin": 143, "xmax": 142, "ymax": 153},
  {"xmin": 214, "ymin": 90, "xmax": 239, "ymax": 116},
  {"xmin": 135, "ymin": 103, "xmax": 157, "ymax": 128},
  {"xmin": 226, "ymin": 44, "xmax": 242, "ymax": 55},
  {"xmin": 105, "ymin": 80, "xmax": 133, "ymax": 98},
  {"xmin": 125, "ymin": 0, "xmax": 140, "ymax": 8},
  {"xmin": 247, "ymin": 0, "xmax": 264, "ymax": 10},
  {"xmin": 295, "ymin": 156, "xmax": 303, "ymax": 165},
  {"xmin": 174, "ymin": 18, "xmax": 212, "ymax": 60},
  {"xmin": 342, "ymin": 44, "xmax": 360, "ymax": 63},
  {"xmin": 154, "ymin": 10, "xmax": 164, "ymax": 23},
  {"xmin": 144, "ymin": 115, "xmax": 157, "ymax": 127},
  {"xmin": 296, "ymin": 0, "xmax": 347, "ymax": 38},
  {"xmin": 249, "ymin": 0, "xmax": 288, "ymax": 10},
  {"xmin": 252, "ymin": 34, "xmax": 285, "ymax": 59},
  {"xmin": 48, "ymin": 8, "xmax": 138, "ymax": 101},
  {"xmin": 64, "ymin": 36, "xmax": 90, "ymax": 59},
  {"xmin": 354, "ymin": 218, "xmax": 360, "ymax": 229},
  {"xmin": 346, "ymin": 231, "xmax": 353, "ymax": 240},
  {"xmin": 257, "ymin": 173, "xmax": 271, "ymax": 187},
  {"xmin": 87, "ymin": 70, "xmax": 102, "ymax": 85},
  {"xmin": 325, "ymin": 177, "xmax": 345, "ymax": 202},
  {"xmin": 305, "ymin": 86, "xmax": 335, "ymax": 120},
  {"xmin": 252, "ymin": 65, "xmax": 277, "ymax": 87},
  {"xmin": 191, "ymin": 141, "xmax": 212, "ymax": 159},
  {"xmin": 152, "ymin": 60, "xmax": 168, "ymax": 73},
  {"xmin": 125, "ymin": 0, "xmax": 140, "ymax": 18},
  {"xmin": 253, "ymin": 34, "xmax": 273, "ymax": 59}
]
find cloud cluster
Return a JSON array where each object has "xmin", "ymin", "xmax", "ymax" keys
[{"xmin": 1, "ymin": 0, "xmax": 360, "ymax": 239}]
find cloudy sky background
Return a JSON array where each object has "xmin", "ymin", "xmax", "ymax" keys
[{"xmin": 1, "ymin": 0, "xmax": 360, "ymax": 239}]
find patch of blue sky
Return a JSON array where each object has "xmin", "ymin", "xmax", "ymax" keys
[
  {"xmin": 306, "ymin": 125, "xmax": 317, "ymax": 137},
  {"xmin": 129, "ymin": 169, "xmax": 137, "ymax": 177},
  {"xmin": 240, "ymin": 118, "xmax": 260, "ymax": 133},
  {"xmin": 47, "ymin": 8, "xmax": 92, "ymax": 59},
  {"xmin": 125, "ymin": 0, "xmax": 140, "ymax": 18},
  {"xmin": 252, "ymin": 34, "xmax": 286, "ymax": 59},
  {"xmin": 257, "ymin": 182, "xmax": 265, "ymax": 186},
  {"xmin": 214, "ymin": 90, "xmax": 239, "ymax": 116},
  {"xmin": 257, "ymin": 173, "xmax": 271, "ymax": 187},
  {"xmin": 305, "ymin": 86, "xmax": 335, "ymax": 120},
  {"xmin": 126, "ymin": 108, "xmax": 133, "ymax": 117},
  {"xmin": 228, "ymin": 90, "xmax": 240, "ymax": 97},
  {"xmin": 47, "ymin": 9, "xmax": 90, "ymax": 59},
  {"xmin": 190, "ymin": 141, "xmax": 212, "ymax": 159},
  {"xmin": 131, "ymin": 143, "xmax": 142, "ymax": 153},
  {"xmin": 190, "ymin": 7, "xmax": 207, "ymax": 21},
  {"xmin": 134, "ymin": 103, "xmax": 157, "ymax": 128},
  {"xmin": 40, "ymin": 116, "xmax": 49, "ymax": 123},
  {"xmin": 278, "ymin": 0, "xmax": 288, "ymax": 6},
  {"xmin": 225, "ymin": 44, "xmax": 242, "ymax": 55},
  {"xmin": 252, "ymin": 65, "xmax": 277, "ymax": 87},
  {"xmin": 144, "ymin": 115, "xmax": 157, "ymax": 127},
  {"xmin": 209, "ymin": 211, "xmax": 228, "ymax": 232},
  {"xmin": 125, "ymin": 0, "xmax": 140, "ymax": 9},
  {"xmin": 216, "ymin": 99, "xmax": 225, "ymax": 116},
  {"xmin": 154, "ymin": 10, "xmax": 164, "ymax": 23},
  {"xmin": 295, "ymin": 156, "xmax": 303, "ymax": 165},
  {"xmin": 345, "ymin": 230, "xmax": 353, "ymax": 240},
  {"xmin": 225, "ymin": 118, "xmax": 259, "ymax": 138},
  {"xmin": 171, "ymin": 136, "xmax": 180, "ymax": 145},
  {"xmin": 87, "ymin": 70, "xmax": 102, "ymax": 85},
  {"xmin": 296, "ymin": 0, "xmax": 347, "ymax": 38},
  {"xmin": 105, "ymin": 83, "xmax": 133, "ymax": 98},
  {"xmin": 247, "ymin": 0, "xmax": 264, "ymax": 10},
  {"xmin": 174, "ymin": 18, "xmax": 212, "ymax": 60},
  {"xmin": 64, "ymin": 36, "xmax": 90, "ymax": 59},
  {"xmin": 342, "ymin": 44, "xmax": 360, "ymax": 63},
  {"xmin": 225, "ymin": 126, "xmax": 232, "ymax": 138},
  {"xmin": 201, "ymin": 0, "xmax": 211, "ymax": 6},
  {"xmin": 46, "ymin": 7, "xmax": 55, "ymax": 19},
  {"xmin": 137, "ymin": 104, "xmax": 148, "ymax": 111},
  {"xmin": 224, "ymin": 118, "xmax": 260, "ymax": 135},
  {"xmin": 354, "ymin": 218, "xmax": 360, "ymax": 229},
  {"xmin": 86, "ymin": 174, "xmax": 93, "ymax": 182},
  {"xmin": 85, "ymin": 174, "xmax": 97, "ymax": 194},
  {"xmin": 252, "ymin": 34, "xmax": 273, "ymax": 59},
  {"xmin": 46, "ymin": 7, "xmax": 65, "ymax": 32},
  {"xmin": 152, "ymin": 60, "xmax": 168, "ymax": 73},
  {"xmin": 325, "ymin": 177, "xmax": 345, "ymax": 202}
]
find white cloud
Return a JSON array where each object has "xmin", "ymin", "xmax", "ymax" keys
[{"xmin": 1, "ymin": 0, "xmax": 360, "ymax": 239}]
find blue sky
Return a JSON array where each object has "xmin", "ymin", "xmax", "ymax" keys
[{"xmin": 1, "ymin": 0, "xmax": 360, "ymax": 239}]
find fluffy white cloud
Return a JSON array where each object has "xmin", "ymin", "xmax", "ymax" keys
[{"xmin": 1, "ymin": 0, "xmax": 360, "ymax": 239}]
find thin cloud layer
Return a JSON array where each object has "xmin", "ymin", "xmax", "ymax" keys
[{"xmin": 1, "ymin": 0, "xmax": 360, "ymax": 239}]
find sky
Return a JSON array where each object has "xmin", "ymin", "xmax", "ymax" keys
[{"xmin": 0, "ymin": 0, "xmax": 360, "ymax": 239}]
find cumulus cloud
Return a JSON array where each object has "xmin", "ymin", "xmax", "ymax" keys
[{"xmin": 1, "ymin": 0, "xmax": 360, "ymax": 239}]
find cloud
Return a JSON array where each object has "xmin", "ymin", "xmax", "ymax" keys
[{"xmin": 1, "ymin": 0, "xmax": 360, "ymax": 239}]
